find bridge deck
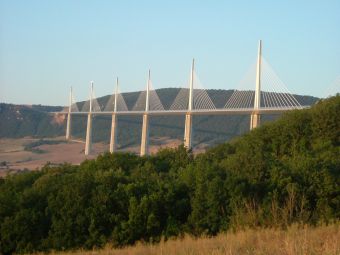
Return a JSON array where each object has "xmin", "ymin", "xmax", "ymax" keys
[{"xmin": 53, "ymin": 106, "xmax": 309, "ymax": 116}]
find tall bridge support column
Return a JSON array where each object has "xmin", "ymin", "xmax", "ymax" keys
[
  {"xmin": 140, "ymin": 70, "xmax": 150, "ymax": 156},
  {"xmin": 184, "ymin": 59, "xmax": 194, "ymax": 150},
  {"xmin": 66, "ymin": 87, "xmax": 73, "ymax": 140},
  {"xmin": 109, "ymin": 113, "xmax": 117, "ymax": 153},
  {"xmin": 85, "ymin": 82, "xmax": 93, "ymax": 155},
  {"xmin": 250, "ymin": 112, "xmax": 260, "ymax": 130},
  {"xmin": 140, "ymin": 113, "xmax": 149, "ymax": 156},
  {"xmin": 110, "ymin": 78, "xmax": 119, "ymax": 153},
  {"xmin": 85, "ymin": 113, "xmax": 92, "ymax": 155},
  {"xmin": 250, "ymin": 40, "xmax": 262, "ymax": 130},
  {"xmin": 66, "ymin": 113, "xmax": 71, "ymax": 140},
  {"xmin": 184, "ymin": 113, "xmax": 192, "ymax": 149}
]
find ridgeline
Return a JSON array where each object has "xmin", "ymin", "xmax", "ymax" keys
[
  {"xmin": 0, "ymin": 95, "xmax": 339, "ymax": 254},
  {"xmin": 0, "ymin": 88, "xmax": 318, "ymax": 148}
]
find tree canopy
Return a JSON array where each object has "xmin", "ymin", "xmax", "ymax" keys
[{"xmin": 0, "ymin": 95, "xmax": 339, "ymax": 254}]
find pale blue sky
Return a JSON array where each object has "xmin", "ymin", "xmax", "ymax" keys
[{"xmin": 1, "ymin": 0, "xmax": 339, "ymax": 105}]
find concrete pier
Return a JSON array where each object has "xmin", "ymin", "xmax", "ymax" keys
[
  {"xmin": 109, "ymin": 113, "xmax": 117, "ymax": 153},
  {"xmin": 184, "ymin": 59, "xmax": 194, "ymax": 150},
  {"xmin": 66, "ymin": 87, "xmax": 72, "ymax": 140},
  {"xmin": 250, "ymin": 112, "xmax": 260, "ymax": 130},
  {"xmin": 109, "ymin": 78, "xmax": 119, "ymax": 153},
  {"xmin": 140, "ymin": 70, "xmax": 150, "ymax": 156},
  {"xmin": 250, "ymin": 40, "xmax": 262, "ymax": 130},
  {"xmin": 85, "ymin": 82, "xmax": 93, "ymax": 155},
  {"xmin": 66, "ymin": 112, "xmax": 71, "ymax": 140},
  {"xmin": 140, "ymin": 113, "xmax": 149, "ymax": 156},
  {"xmin": 85, "ymin": 113, "xmax": 92, "ymax": 155},
  {"xmin": 184, "ymin": 113, "xmax": 192, "ymax": 149}
]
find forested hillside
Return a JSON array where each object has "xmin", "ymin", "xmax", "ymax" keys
[
  {"xmin": 0, "ymin": 95, "xmax": 338, "ymax": 254},
  {"xmin": 0, "ymin": 89, "xmax": 318, "ymax": 148},
  {"xmin": 0, "ymin": 104, "xmax": 64, "ymax": 138}
]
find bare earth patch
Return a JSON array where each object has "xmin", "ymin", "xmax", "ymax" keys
[
  {"xmin": 0, "ymin": 137, "xmax": 186, "ymax": 176},
  {"xmin": 0, "ymin": 137, "xmax": 107, "ymax": 176}
]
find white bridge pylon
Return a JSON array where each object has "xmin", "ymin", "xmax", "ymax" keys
[
  {"xmin": 104, "ymin": 79, "xmax": 128, "ymax": 112},
  {"xmin": 224, "ymin": 58, "xmax": 302, "ymax": 108},
  {"xmin": 62, "ymin": 40, "xmax": 309, "ymax": 155},
  {"xmin": 225, "ymin": 44, "xmax": 302, "ymax": 110},
  {"xmin": 170, "ymin": 69, "xmax": 216, "ymax": 110},
  {"xmin": 133, "ymin": 78, "xmax": 164, "ymax": 111}
]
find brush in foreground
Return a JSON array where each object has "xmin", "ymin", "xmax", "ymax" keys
[{"xmin": 39, "ymin": 224, "xmax": 340, "ymax": 255}]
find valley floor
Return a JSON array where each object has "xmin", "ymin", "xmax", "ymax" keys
[
  {"xmin": 36, "ymin": 224, "xmax": 340, "ymax": 255},
  {"xmin": 0, "ymin": 138, "xmax": 102, "ymax": 176},
  {"xmin": 0, "ymin": 137, "xmax": 190, "ymax": 176}
]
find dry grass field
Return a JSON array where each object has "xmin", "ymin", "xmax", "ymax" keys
[
  {"xmin": 0, "ymin": 138, "xmax": 104, "ymax": 176},
  {"xmin": 0, "ymin": 137, "xmax": 185, "ymax": 176},
  {"xmin": 35, "ymin": 224, "xmax": 340, "ymax": 255}
]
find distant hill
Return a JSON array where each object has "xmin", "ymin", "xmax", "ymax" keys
[
  {"xmin": 0, "ymin": 104, "xmax": 64, "ymax": 138},
  {"xmin": 0, "ymin": 88, "xmax": 319, "ymax": 149}
]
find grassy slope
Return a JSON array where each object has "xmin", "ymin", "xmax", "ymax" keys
[{"xmin": 36, "ymin": 224, "xmax": 340, "ymax": 255}]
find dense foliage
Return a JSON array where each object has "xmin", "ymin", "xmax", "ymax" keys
[{"xmin": 0, "ymin": 96, "xmax": 338, "ymax": 254}]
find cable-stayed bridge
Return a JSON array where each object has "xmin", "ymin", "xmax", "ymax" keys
[{"xmin": 56, "ymin": 41, "xmax": 317, "ymax": 155}]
